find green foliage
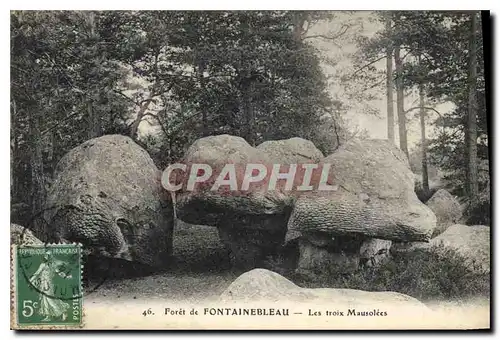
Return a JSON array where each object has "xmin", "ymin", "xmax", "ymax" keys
[
  {"xmin": 353, "ymin": 11, "xmax": 489, "ymax": 207},
  {"xmin": 464, "ymin": 179, "xmax": 490, "ymax": 225},
  {"xmin": 11, "ymin": 10, "xmax": 342, "ymax": 212},
  {"xmin": 392, "ymin": 12, "xmax": 488, "ymax": 201},
  {"xmin": 129, "ymin": 11, "xmax": 335, "ymax": 149},
  {"xmin": 408, "ymin": 144, "xmax": 439, "ymax": 178},
  {"xmin": 291, "ymin": 244, "xmax": 490, "ymax": 301},
  {"xmin": 11, "ymin": 11, "xmax": 131, "ymax": 205}
]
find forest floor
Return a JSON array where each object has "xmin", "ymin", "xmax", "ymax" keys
[
  {"xmin": 83, "ymin": 223, "xmax": 490, "ymax": 328},
  {"xmin": 85, "ymin": 223, "xmax": 236, "ymax": 304}
]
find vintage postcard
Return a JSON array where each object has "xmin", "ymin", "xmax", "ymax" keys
[{"xmin": 10, "ymin": 10, "xmax": 491, "ymax": 330}]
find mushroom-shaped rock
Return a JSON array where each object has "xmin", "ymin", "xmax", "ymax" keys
[
  {"xmin": 11, "ymin": 224, "xmax": 42, "ymax": 245},
  {"xmin": 175, "ymin": 134, "xmax": 322, "ymax": 269},
  {"xmin": 220, "ymin": 269, "xmax": 429, "ymax": 312},
  {"xmin": 44, "ymin": 135, "xmax": 174, "ymax": 269},
  {"xmin": 184, "ymin": 134, "xmax": 269, "ymax": 167},
  {"xmin": 176, "ymin": 135, "xmax": 279, "ymax": 224},
  {"xmin": 286, "ymin": 139, "xmax": 437, "ymax": 274},
  {"xmin": 391, "ymin": 224, "xmax": 490, "ymax": 274},
  {"xmin": 256, "ymin": 137, "xmax": 324, "ymax": 163},
  {"xmin": 425, "ymin": 189, "xmax": 462, "ymax": 237}
]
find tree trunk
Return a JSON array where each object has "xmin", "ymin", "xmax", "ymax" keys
[
  {"xmin": 86, "ymin": 12, "xmax": 101, "ymax": 139},
  {"xmin": 27, "ymin": 103, "xmax": 46, "ymax": 237},
  {"xmin": 129, "ymin": 100, "xmax": 152, "ymax": 141},
  {"xmin": 87, "ymin": 101, "xmax": 101, "ymax": 139},
  {"xmin": 419, "ymin": 82, "xmax": 429, "ymax": 193},
  {"xmin": 467, "ymin": 12, "xmax": 479, "ymax": 204},
  {"xmin": 394, "ymin": 45, "xmax": 408, "ymax": 157},
  {"xmin": 241, "ymin": 78, "xmax": 255, "ymax": 145},
  {"xmin": 292, "ymin": 12, "xmax": 307, "ymax": 41},
  {"xmin": 385, "ymin": 12, "xmax": 395, "ymax": 144},
  {"xmin": 197, "ymin": 60, "xmax": 208, "ymax": 136}
]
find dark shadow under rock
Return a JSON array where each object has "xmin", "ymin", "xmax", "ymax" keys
[{"xmin": 217, "ymin": 212, "xmax": 291, "ymax": 270}]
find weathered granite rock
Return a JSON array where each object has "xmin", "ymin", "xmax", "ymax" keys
[
  {"xmin": 176, "ymin": 135, "xmax": 324, "ymax": 269},
  {"xmin": 295, "ymin": 236, "xmax": 361, "ymax": 276},
  {"xmin": 425, "ymin": 189, "xmax": 462, "ymax": 237},
  {"xmin": 11, "ymin": 224, "xmax": 42, "ymax": 245},
  {"xmin": 256, "ymin": 137, "xmax": 324, "ymax": 164},
  {"xmin": 44, "ymin": 135, "xmax": 174, "ymax": 269},
  {"xmin": 183, "ymin": 134, "xmax": 270, "ymax": 168},
  {"xmin": 286, "ymin": 139, "xmax": 437, "ymax": 274},
  {"xmin": 220, "ymin": 269, "xmax": 429, "ymax": 311},
  {"xmin": 294, "ymin": 234, "xmax": 393, "ymax": 276}
]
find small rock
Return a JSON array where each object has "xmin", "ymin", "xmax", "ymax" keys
[{"xmin": 425, "ymin": 189, "xmax": 462, "ymax": 237}]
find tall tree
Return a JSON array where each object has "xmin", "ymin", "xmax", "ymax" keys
[
  {"xmin": 390, "ymin": 11, "xmax": 487, "ymax": 204},
  {"xmin": 466, "ymin": 11, "xmax": 479, "ymax": 204},
  {"xmin": 349, "ymin": 11, "xmax": 410, "ymax": 148},
  {"xmin": 10, "ymin": 11, "xmax": 130, "ymax": 217},
  {"xmin": 83, "ymin": 11, "xmax": 101, "ymax": 139},
  {"xmin": 385, "ymin": 12, "xmax": 395, "ymax": 143},
  {"xmin": 419, "ymin": 77, "xmax": 429, "ymax": 193},
  {"xmin": 394, "ymin": 44, "xmax": 408, "ymax": 157}
]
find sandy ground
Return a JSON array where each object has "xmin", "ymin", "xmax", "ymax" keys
[
  {"xmin": 79, "ymin": 224, "xmax": 489, "ymax": 330},
  {"xmin": 85, "ymin": 271, "xmax": 234, "ymax": 303},
  {"xmin": 84, "ymin": 224, "xmax": 237, "ymax": 302}
]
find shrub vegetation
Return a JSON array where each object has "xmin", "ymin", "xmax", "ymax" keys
[{"xmin": 289, "ymin": 244, "xmax": 490, "ymax": 301}]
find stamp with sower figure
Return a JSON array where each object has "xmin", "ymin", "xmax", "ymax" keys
[{"xmin": 13, "ymin": 244, "xmax": 83, "ymax": 328}]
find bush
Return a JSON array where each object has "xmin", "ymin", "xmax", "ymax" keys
[
  {"xmin": 289, "ymin": 244, "xmax": 490, "ymax": 302},
  {"xmin": 464, "ymin": 184, "xmax": 491, "ymax": 225}
]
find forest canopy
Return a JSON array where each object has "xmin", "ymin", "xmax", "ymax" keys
[{"xmin": 10, "ymin": 10, "xmax": 489, "ymax": 225}]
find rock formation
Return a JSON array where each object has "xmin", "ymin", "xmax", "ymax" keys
[
  {"xmin": 44, "ymin": 135, "xmax": 174, "ymax": 269},
  {"xmin": 11, "ymin": 224, "xmax": 42, "ymax": 245},
  {"xmin": 220, "ymin": 268, "xmax": 429, "ymax": 310},
  {"xmin": 425, "ymin": 189, "xmax": 463, "ymax": 237},
  {"xmin": 286, "ymin": 139, "xmax": 437, "ymax": 275},
  {"xmin": 175, "ymin": 135, "xmax": 323, "ymax": 269}
]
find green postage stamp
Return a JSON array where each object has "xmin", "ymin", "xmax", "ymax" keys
[{"xmin": 12, "ymin": 244, "xmax": 83, "ymax": 328}]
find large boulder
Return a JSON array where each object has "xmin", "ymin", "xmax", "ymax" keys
[
  {"xmin": 176, "ymin": 135, "xmax": 279, "ymax": 225},
  {"xmin": 425, "ymin": 189, "xmax": 462, "ymax": 237},
  {"xmin": 44, "ymin": 135, "xmax": 174, "ymax": 269},
  {"xmin": 183, "ymin": 134, "xmax": 269, "ymax": 168},
  {"xmin": 286, "ymin": 139, "xmax": 437, "ymax": 275},
  {"xmin": 256, "ymin": 137, "xmax": 324, "ymax": 164},
  {"xmin": 219, "ymin": 269, "xmax": 434, "ymax": 329},
  {"xmin": 220, "ymin": 268, "xmax": 428, "ymax": 309},
  {"xmin": 175, "ymin": 135, "xmax": 322, "ymax": 269},
  {"xmin": 391, "ymin": 224, "xmax": 490, "ymax": 274}
]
